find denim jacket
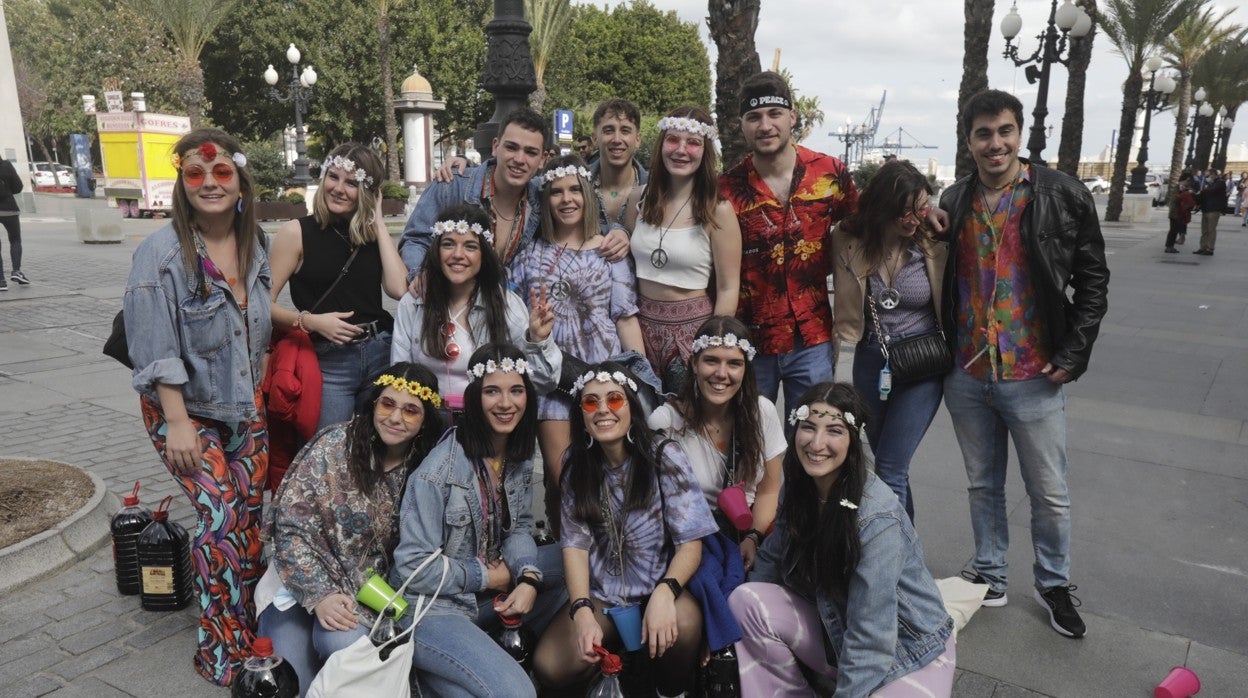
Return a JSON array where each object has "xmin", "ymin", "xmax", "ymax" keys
[
  {"xmin": 390, "ymin": 429, "xmax": 541, "ymax": 619},
  {"xmin": 398, "ymin": 158, "xmax": 542, "ymax": 277},
  {"xmin": 124, "ymin": 224, "xmax": 272, "ymax": 422},
  {"xmin": 587, "ymin": 157, "xmax": 648, "ymax": 235},
  {"xmin": 753, "ymin": 474, "xmax": 952, "ymax": 697}
]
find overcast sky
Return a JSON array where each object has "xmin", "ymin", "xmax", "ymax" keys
[{"xmin": 603, "ymin": 0, "xmax": 1247, "ymax": 171}]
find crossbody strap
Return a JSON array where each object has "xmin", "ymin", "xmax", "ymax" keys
[{"xmin": 308, "ymin": 246, "xmax": 361, "ymax": 313}]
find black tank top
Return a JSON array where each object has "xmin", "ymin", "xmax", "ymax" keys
[{"xmin": 289, "ymin": 215, "xmax": 392, "ymax": 335}]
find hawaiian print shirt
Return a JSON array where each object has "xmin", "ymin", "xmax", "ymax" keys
[
  {"xmin": 720, "ymin": 145, "xmax": 858, "ymax": 355},
  {"xmin": 956, "ymin": 164, "xmax": 1049, "ymax": 381}
]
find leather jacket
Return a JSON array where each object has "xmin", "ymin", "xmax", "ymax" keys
[{"xmin": 938, "ymin": 161, "xmax": 1109, "ymax": 380}]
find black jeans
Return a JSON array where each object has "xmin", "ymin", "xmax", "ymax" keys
[
  {"xmin": 1164, "ymin": 217, "xmax": 1186, "ymax": 248},
  {"xmin": 0, "ymin": 214, "xmax": 20, "ymax": 274}
]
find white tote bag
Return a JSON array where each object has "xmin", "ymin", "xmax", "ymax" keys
[{"xmin": 306, "ymin": 549, "xmax": 449, "ymax": 698}]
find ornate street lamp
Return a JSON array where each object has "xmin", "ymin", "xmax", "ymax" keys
[
  {"xmin": 1212, "ymin": 106, "xmax": 1234, "ymax": 171},
  {"xmin": 473, "ymin": 0, "xmax": 536, "ymax": 152},
  {"xmin": 1000, "ymin": 0, "xmax": 1093, "ymax": 166},
  {"xmin": 264, "ymin": 44, "xmax": 318, "ymax": 186},
  {"xmin": 1127, "ymin": 57, "xmax": 1175, "ymax": 195},
  {"xmin": 833, "ymin": 119, "xmax": 871, "ymax": 166},
  {"xmin": 1185, "ymin": 86, "xmax": 1208, "ymax": 168}
]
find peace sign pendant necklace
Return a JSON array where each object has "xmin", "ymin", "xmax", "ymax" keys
[{"xmin": 650, "ymin": 195, "xmax": 692, "ymax": 269}]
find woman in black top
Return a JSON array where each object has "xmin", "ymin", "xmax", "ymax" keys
[
  {"xmin": 0, "ymin": 158, "xmax": 25, "ymax": 289},
  {"xmin": 269, "ymin": 144, "xmax": 408, "ymax": 429}
]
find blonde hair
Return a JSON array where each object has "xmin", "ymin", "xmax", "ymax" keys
[{"xmin": 313, "ymin": 143, "xmax": 385, "ymax": 246}]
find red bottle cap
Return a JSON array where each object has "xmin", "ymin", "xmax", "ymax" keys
[
  {"xmin": 495, "ymin": 593, "xmax": 522, "ymax": 627},
  {"xmin": 151, "ymin": 495, "xmax": 173, "ymax": 521},
  {"xmin": 123, "ymin": 481, "xmax": 142, "ymax": 507},
  {"xmin": 594, "ymin": 645, "xmax": 622, "ymax": 675},
  {"xmin": 252, "ymin": 637, "xmax": 274, "ymax": 657}
]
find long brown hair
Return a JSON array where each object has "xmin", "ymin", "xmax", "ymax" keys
[
  {"xmin": 836, "ymin": 159, "xmax": 934, "ymax": 274},
  {"xmin": 343, "ymin": 362, "xmax": 443, "ymax": 495},
  {"xmin": 642, "ymin": 106, "xmax": 721, "ymax": 231},
  {"xmin": 313, "ymin": 143, "xmax": 385, "ymax": 246},
  {"xmin": 419, "ymin": 204, "xmax": 510, "ymax": 360},
  {"xmin": 538, "ymin": 154, "xmax": 600, "ymax": 244},
  {"xmin": 170, "ymin": 128, "xmax": 259, "ymax": 299}
]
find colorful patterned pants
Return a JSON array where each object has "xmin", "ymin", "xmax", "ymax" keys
[
  {"xmin": 141, "ymin": 393, "xmax": 268, "ymax": 686},
  {"xmin": 637, "ymin": 294, "xmax": 712, "ymax": 391}
]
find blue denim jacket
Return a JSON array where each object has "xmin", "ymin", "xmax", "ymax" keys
[
  {"xmin": 391, "ymin": 429, "xmax": 541, "ymax": 619},
  {"xmin": 753, "ymin": 474, "xmax": 953, "ymax": 697},
  {"xmin": 124, "ymin": 224, "xmax": 272, "ymax": 422},
  {"xmin": 398, "ymin": 159, "xmax": 542, "ymax": 277},
  {"xmin": 587, "ymin": 157, "xmax": 648, "ymax": 235}
]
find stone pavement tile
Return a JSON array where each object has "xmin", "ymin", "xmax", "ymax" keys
[
  {"xmin": 47, "ymin": 643, "xmax": 129, "ymax": 681},
  {"xmin": 43, "ymin": 589, "xmax": 113, "ymax": 622},
  {"xmin": 1068, "ymin": 418, "xmax": 1247, "ymax": 479},
  {"xmin": 1185, "ymin": 641, "xmax": 1248, "ymax": 696},
  {"xmin": 123, "ymin": 609, "xmax": 197, "ymax": 649},
  {"xmin": 88, "ymin": 626, "xmax": 225, "ymax": 697},
  {"xmin": 0, "ymin": 636, "xmax": 49, "ymax": 666},
  {"xmin": 0, "ymin": 642, "xmax": 68, "ymax": 687},
  {"xmin": 58, "ymin": 621, "xmax": 135, "ymax": 656},
  {"xmin": 0, "ymin": 674, "xmax": 63, "ymax": 698},
  {"xmin": 990, "ymin": 685, "xmax": 1049, "ymax": 697},
  {"xmin": 43, "ymin": 605, "xmax": 116, "ymax": 641},
  {"xmin": 42, "ymin": 677, "xmax": 131, "ymax": 698},
  {"xmin": 951, "ymin": 669, "xmax": 998, "ymax": 697}
]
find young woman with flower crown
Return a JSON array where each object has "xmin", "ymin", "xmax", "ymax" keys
[
  {"xmin": 622, "ymin": 106, "xmax": 741, "ymax": 388},
  {"xmin": 533, "ymin": 362, "xmax": 718, "ymax": 696},
  {"xmin": 257, "ymin": 362, "xmax": 443, "ymax": 693},
  {"xmin": 124, "ymin": 128, "xmax": 269, "ymax": 686},
  {"xmin": 390, "ymin": 344, "xmax": 567, "ymax": 697},
  {"xmin": 510, "ymin": 154, "xmax": 646, "ymax": 526},
  {"xmin": 390, "ymin": 203, "xmax": 561, "ymax": 415},
  {"xmin": 647, "ymin": 316, "xmax": 784, "ymax": 571},
  {"xmin": 268, "ymin": 143, "xmax": 408, "ymax": 432},
  {"xmin": 728, "ymin": 382, "xmax": 955, "ymax": 697}
]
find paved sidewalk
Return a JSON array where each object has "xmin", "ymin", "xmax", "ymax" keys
[{"xmin": 1, "ymin": 193, "xmax": 1246, "ymax": 696}]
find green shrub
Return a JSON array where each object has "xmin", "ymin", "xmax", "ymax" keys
[
  {"xmin": 242, "ymin": 138, "xmax": 290, "ymax": 190},
  {"xmin": 282, "ymin": 191, "xmax": 305, "ymax": 205},
  {"xmin": 381, "ymin": 181, "xmax": 408, "ymax": 200}
]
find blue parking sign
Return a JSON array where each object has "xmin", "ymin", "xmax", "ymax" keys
[{"xmin": 554, "ymin": 109, "xmax": 574, "ymax": 142}]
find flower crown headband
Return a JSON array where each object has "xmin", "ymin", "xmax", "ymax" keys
[
  {"xmin": 434, "ymin": 219, "xmax": 496, "ymax": 245},
  {"xmin": 541, "ymin": 165, "xmax": 593, "ymax": 186},
  {"xmin": 787, "ymin": 404, "xmax": 863, "ymax": 436},
  {"xmin": 572, "ymin": 370, "xmax": 638, "ymax": 394},
  {"xmin": 172, "ymin": 142, "xmax": 247, "ymax": 170},
  {"xmin": 374, "ymin": 374, "xmax": 442, "ymax": 408},
  {"xmin": 468, "ymin": 357, "xmax": 530, "ymax": 382},
  {"xmin": 324, "ymin": 154, "xmax": 376, "ymax": 188},
  {"xmin": 657, "ymin": 116, "xmax": 718, "ymax": 141},
  {"xmin": 691, "ymin": 333, "xmax": 757, "ymax": 361}
]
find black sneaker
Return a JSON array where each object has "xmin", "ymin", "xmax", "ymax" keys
[
  {"xmin": 0, "ymin": 277, "xmax": 7, "ymax": 291},
  {"xmin": 960, "ymin": 570, "xmax": 1007, "ymax": 607},
  {"xmin": 10, "ymin": 270, "xmax": 29, "ymax": 285},
  {"xmin": 1034, "ymin": 585, "xmax": 1086, "ymax": 638}
]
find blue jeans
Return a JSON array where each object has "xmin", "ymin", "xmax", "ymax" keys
[
  {"xmin": 410, "ymin": 544, "xmax": 566, "ymax": 697},
  {"xmin": 754, "ymin": 336, "xmax": 836, "ymax": 420},
  {"xmin": 852, "ymin": 336, "xmax": 944, "ymax": 521},
  {"xmin": 314, "ymin": 332, "xmax": 393, "ymax": 429},
  {"xmin": 943, "ymin": 369, "xmax": 1071, "ymax": 592},
  {"xmin": 259, "ymin": 602, "xmax": 369, "ymax": 695}
]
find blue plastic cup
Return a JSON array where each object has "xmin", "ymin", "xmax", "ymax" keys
[{"xmin": 603, "ymin": 603, "xmax": 643, "ymax": 652}]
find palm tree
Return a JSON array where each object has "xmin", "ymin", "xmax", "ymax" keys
[
  {"xmin": 1098, "ymin": 0, "xmax": 1202, "ymax": 221},
  {"xmin": 1162, "ymin": 7, "xmax": 1238, "ymax": 190},
  {"xmin": 777, "ymin": 68, "xmax": 825, "ymax": 144},
  {"xmin": 1057, "ymin": 0, "xmax": 1098, "ymax": 176},
  {"xmin": 524, "ymin": 0, "xmax": 574, "ymax": 115},
  {"xmin": 376, "ymin": 0, "xmax": 405, "ymax": 181},
  {"xmin": 121, "ymin": 0, "xmax": 239, "ymax": 127},
  {"xmin": 708, "ymin": 0, "xmax": 762, "ymax": 169},
  {"xmin": 955, "ymin": 0, "xmax": 994, "ymax": 180},
  {"xmin": 1194, "ymin": 34, "xmax": 1248, "ymax": 170}
]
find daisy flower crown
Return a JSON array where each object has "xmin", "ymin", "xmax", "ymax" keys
[
  {"xmin": 691, "ymin": 333, "xmax": 757, "ymax": 361},
  {"xmin": 324, "ymin": 155, "xmax": 376, "ymax": 187},
  {"xmin": 468, "ymin": 357, "xmax": 531, "ymax": 382},
  {"xmin": 571, "ymin": 370, "xmax": 638, "ymax": 394},
  {"xmin": 787, "ymin": 404, "xmax": 863, "ymax": 436},
  {"xmin": 657, "ymin": 116, "xmax": 718, "ymax": 141},
  {"xmin": 541, "ymin": 165, "xmax": 593, "ymax": 186},
  {"xmin": 172, "ymin": 142, "xmax": 247, "ymax": 170},
  {"xmin": 374, "ymin": 374, "xmax": 442, "ymax": 408},
  {"xmin": 434, "ymin": 219, "xmax": 496, "ymax": 245}
]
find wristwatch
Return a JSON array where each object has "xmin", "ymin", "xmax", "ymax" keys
[{"xmin": 658, "ymin": 577, "xmax": 683, "ymax": 600}]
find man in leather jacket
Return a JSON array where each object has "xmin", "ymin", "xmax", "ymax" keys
[{"xmin": 937, "ymin": 89, "xmax": 1109, "ymax": 640}]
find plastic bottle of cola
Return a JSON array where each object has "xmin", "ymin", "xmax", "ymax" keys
[
  {"xmin": 230, "ymin": 637, "xmax": 299, "ymax": 698},
  {"xmin": 586, "ymin": 645, "xmax": 625, "ymax": 698},
  {"xmin": 137, "ymin": 496, "xmax": 193, "ymax": 611},
  {"xmin": 111, "ymin": 481, "xmax": 152, "ymax": 595}
]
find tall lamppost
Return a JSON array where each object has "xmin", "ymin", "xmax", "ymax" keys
[
  {"xmin": 264, "ymin": 44, "xmax": 318, "ymax": 186},
  {"xmin": 1127, "ymin": 57, "xmax": 1175, "ymax": 195},
  {"xmin": 1212, "ymin": 106, "xmax": 1234, "ymax": 171},
  {"xmin": 1000, "ymin": 0, "xmax": 1092, "ymax": 166},
  {"xmin": 473, "ymin": 0, "xmax": 536, "ymax": 152},
  {"xmin": 1185, "ymin": 86, "xmax": 1209, "ymax": 168},
  {"xmin": 833, "ymin": 119, "xmax": 871, "ymax": 166}
]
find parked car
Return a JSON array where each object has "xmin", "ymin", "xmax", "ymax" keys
[
  {"xmin": 1081, "ymin": 176, "xmax": 1108, "ymax": 194},
  {"xmin": 28, "ymin": 162, "xmax": 76, "ymax": 189}
]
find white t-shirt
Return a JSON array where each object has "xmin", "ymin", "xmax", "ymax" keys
[{"xmin": 648, "ymin": 396, "xmax": 787, "ymax": 508}]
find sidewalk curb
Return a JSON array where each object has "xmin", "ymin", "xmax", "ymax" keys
[{"xmin": 0, "ymin": 461, "xmax": 119, "ymax": 595}]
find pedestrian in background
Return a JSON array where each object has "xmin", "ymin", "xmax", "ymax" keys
[
  {"xmin": 1194, "ymin": 169, "xmax": 1226, "ymax": 255},
  {"xmin": 0, "ymin": 157, "xmax": 26, "ymax": 290},
  {"xmin": 1165, "ymin": 174, "xmax": 1197, "ymax": 253}
]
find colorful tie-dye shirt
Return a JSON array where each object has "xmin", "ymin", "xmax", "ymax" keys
[
  {"xmin": 720, "ymin": 145, "xmax": 858, "ymax": 355},
  {"xmin": 956, "ymin": 164, "xmax": 1050, "ymax": 381}
]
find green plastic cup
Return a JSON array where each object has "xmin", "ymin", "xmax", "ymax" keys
[{"xmin": 356, "ymin": 570, "xmax": 409, "ymax": 618}]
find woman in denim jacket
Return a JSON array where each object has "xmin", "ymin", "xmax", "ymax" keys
[
  {"xmin": 123, "ymin": 128, "xmax": 272, "ymax": 686},
  {"xmin": 390, "ymin": 344, "xmax": 566, "ymax": 697},
  {"xmin": 729, "ymin": 383, "xmax": 954, "ymax": 697}
]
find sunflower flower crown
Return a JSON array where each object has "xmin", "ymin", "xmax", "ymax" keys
[
  {"xmin": 691, "ymin": 333, "xmax": 757, "ymax": 361},
  {"xmin": 468, "ymin": 357, "xmax": 530, "ymax": 382},
  {"xmin": 433, "ymin": 219, "xmax": 495, "ymax": 245},
  {"xmin": 571, "ymin": 370, "xmax": 638, "ymax": 394},
  {"xmin": 324, "ymin": 155, "xmax": 375, "ymax": 187},
  {"xmin": 541, "ymin": 165, "xmax": 593, "ymax": 185},
  {"xmin": 374, "ymin": 374, "xmax": 442, "ymax": 408}
]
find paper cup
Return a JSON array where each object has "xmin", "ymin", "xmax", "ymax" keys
[
  {"xmin": 717, "ymin": 484, "xmax": 753, "ymax": 531},
  {"xmin": 603, "ymin": 603, "xmax": 643, "ymax": 652},
  {"xmin": 356, "ymin": 572, "xmax": 409, "ymax": 618},
  {"xmin": 1155, "ymin": 666, "xmax": 1201, "ymax": 698}
]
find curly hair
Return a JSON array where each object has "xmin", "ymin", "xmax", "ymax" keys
[{"xmin": 343, "ymin": 362, "xmax": 444, "ymax": 496}]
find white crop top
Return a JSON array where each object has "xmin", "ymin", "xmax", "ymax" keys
[{"xmin": 631, "ymin": 219, "xmax": 713, "ymax": 290}]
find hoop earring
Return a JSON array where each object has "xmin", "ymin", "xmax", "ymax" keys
[
  {"xmin": 625, "ymin": 429, "xmax": 634, "ymax": 444},
  {"xmin": 586, "ymin": 435, "xmax": 595, "ymax": 448},
  {"xmin": 236, "ymin": 197, "xmax": 244, "ymax": 213}
]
